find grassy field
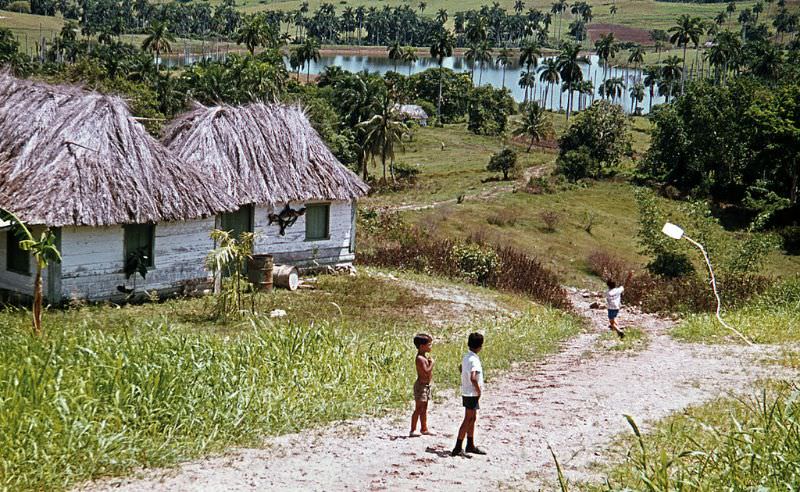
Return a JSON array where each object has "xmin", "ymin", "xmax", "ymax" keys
[
  {"xmin": 584, "ymin": 380, "xmax": 800, "ymax": 490},
  {"xmin": 365, "ymin": 121, "xmax": 800, "ymax": 287},
  {"xmin": 0, "ymin": 269, "xmax": 581, "ymax": 491}
]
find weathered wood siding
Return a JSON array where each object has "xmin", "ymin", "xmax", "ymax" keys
[
  {"xmin": 253, "ymin": 201, "xmax": 356, "ymax": 266},
  {"xmin": 1, "ymin": 201, "xmax": 359, "ymax": 301},
  {"xmin": 59, "ymin": 218, "xmax": 216, "ymax": 301}
]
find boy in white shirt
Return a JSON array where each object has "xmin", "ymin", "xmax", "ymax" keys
[
  {"xmin": 451, "ymin": 333, "xmax": 487, "ymax": 457},
  {"xmin": 606, "ymin": 271, "xmax": 633, "ymax": 338}
]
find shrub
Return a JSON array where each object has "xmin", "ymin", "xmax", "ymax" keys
[
  {"xmin": 487, "ymin": 148, "xmax": 518, "ymax": 180},
  {"xmin": 487, "ymin": 209, "xmax": 519, "ymax": 227},
  {"xmin": 393, "ymin": 161, "xmax": 421, "ymax": 183},
  {"xmin": 467, "ymin": 85, "xmax": 515, "ymax": 136},
  {"xmin": 526, "ymin": 176, "xmax": 555, "ymax": 195},
  {"xmin": 6, "ymin": 0, "xmax": 30, "ymax": 12},
  {"xmin": 555, "ymin": 100, "xmax": 632, "ymax": 181},
  {"xmin": 539, "ymin": 211, "xmax": 560, "ymax": 232},
  {"xmin": 450, "ymin": 243, "xmax": 501, "ymax": 285}
]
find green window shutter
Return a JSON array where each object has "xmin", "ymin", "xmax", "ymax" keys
[
  {"xmin": 6, "ymin": 227, "xmax": 30, "ymax": 275},
  {"xmin": 123, "ymin": 224, "xmax": 155, "ymax": 268},
  {"xmin": 305, "ymin": 204, "xmax": 330, "ymax": 241}
]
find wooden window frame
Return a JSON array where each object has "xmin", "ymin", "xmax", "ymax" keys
[
  {"xmin": 305, "ymin": 203, "xmax": 331, "ymax": 242},
  {"xmin": 6, "ymin": 228, "xmax": 31, "ymax": 276}
]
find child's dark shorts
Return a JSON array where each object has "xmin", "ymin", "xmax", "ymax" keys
[
  {"xmin": 413, "ymin": 381, "xmax": 431, "ymax": 402},
  {"xmin": 607, "ymin": 309, "xmax": 619, "ymax": 320},
  {"xmin": 462, "ymin": 396, "xmax": 480, "ymax": 410}
]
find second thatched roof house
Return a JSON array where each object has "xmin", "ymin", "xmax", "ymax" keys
[
  {"xmin": 0, "ymin": 73, "xmax": 237, "ymax": 302},
  {"xmin": 163, "ymin": 102, "xmax": 369, "ymax": 267}
]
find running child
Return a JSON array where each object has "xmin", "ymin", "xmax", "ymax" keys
[
  {"xmin": 410, "ymin": 333, "xmax": 434, "ymax": 437},
  {"xmin": 607, "ymin": 271, "xmax": 634, "ymax": 338}
]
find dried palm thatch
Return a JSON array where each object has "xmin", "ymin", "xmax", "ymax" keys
[
  {"xmin": 163, "ymin": 102, "xmax": 369, "ymax": 206},
  {"xmin": 0, "ymin": 73, "xmax": 237, "ymax": 227}
]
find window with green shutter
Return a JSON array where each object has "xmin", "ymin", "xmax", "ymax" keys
[
  {"xmin": 305, "ymin": 203, "xmax": 330, "ymax": 241},
  {"xmin": 6, "ymin": 227, "xmax": 30, "ymax": 275},
  {"xmin": 124, "ymin": 224, "xmax": 155, "ymax": 268}
]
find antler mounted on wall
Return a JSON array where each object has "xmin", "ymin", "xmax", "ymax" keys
[{"xmin": 268, "ymin": 204, "xmax": 307, "ymax": 236}]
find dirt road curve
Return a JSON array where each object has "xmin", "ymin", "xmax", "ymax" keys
[{"xmin": 82, "ymin": 290, "xmax": 785, "ymax": 492}]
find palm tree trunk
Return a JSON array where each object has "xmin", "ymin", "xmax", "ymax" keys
[
  {"xmin": 501, "ymin": 65, "xmax": 506, "ymax": 88},
  {"xmin": 478, "ymin": 63, "xmax": 483, "ymax": 85},
  {"xmin": 649, "ymin": 87, "xmax": 653, "ymax": 113},
  {"xmin": 437, "ymin": 62, "xmax": 443, "ymax": 125},
  {"xmin": 681, "ymin": 44, "xmax": 687, "ymax": 94},
  {"xmin": 307, "ymin": 63, "xmax": 310, "ymax": 83},
  {"xmin": 528, "ymin": 136, "xmax": 534, "ymax": 152}
]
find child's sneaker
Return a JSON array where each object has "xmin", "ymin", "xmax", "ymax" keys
[{"xmin": 465, "ymin": 446, "xmax": 487, "ymax": 455}]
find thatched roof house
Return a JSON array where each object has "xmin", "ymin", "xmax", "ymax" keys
[
  {"xmin": 392, "ymin": 104, "xmax": 429, "ymax": 125},
  {"xmin": 162, "ymin": 102, "xmax": 369, "ymax": 207},
  {"xmin": 0, "ymin": 73, "xmax": 235, "ymax": 227}
]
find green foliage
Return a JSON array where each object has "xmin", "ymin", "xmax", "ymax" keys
[
  {"xmin": 206, "ymin": 230, "xmax": 256, "ymax": 321},
  {"xmin": 779, "ymin": 226, "xmax": 800, "ymax": 255},
  {"xmin": 591, "ymin": 383, "xmax": 800, "ymax": 490},
  {"xmin": 0, "ymin": 277, "xmax": 579, "ymax": 491},
  {"xmin": 556, "ymin": 100, "xmax": 632, "ymax": 181},
  {"xmin": 5, "ymin": 0, "xmax": 30, "ymax": 12},
  {"xmin": 635, "ymin": 188, "xmax": 696, "ymax": 277},
  {"xmin": 641, "ymin": 80, "xmax": 800, "ymax": 210},
  {"xmin": 450, "ymin": 242, "xmax": 501, "ymax": 285},
  {"xmin": 486, "ymin": 147, "xmax": 518, "ymax": 180},
  {"xmin": 467, "ymin": 85, "xmax": 514, "ymax": 136},
  {"xmin": 408, "ymin": 68, "xmax": 471, "ymax": 124}
]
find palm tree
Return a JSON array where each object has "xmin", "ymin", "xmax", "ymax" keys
[
  {"xmin": 660, "ymin": 55, "xmax": 683, "ymax": 103},
  {"xmin": 514, "ymin": 102, "xmax": 553, "ymax": 152},
  {"xmin": 357, "ymin": 95, "xmax": 409, "ymax": 183},
  {"xmin": 436, "ymin": 8, "xmax": 448, "ymax": 25},
  {"xmin": 141, "ymin": 21, "xmax": 174, "ymax": 70},
  {"xmin": 430, "ymin": 29, "xmax": 455, "ymax": 125},
  {"xmin": 551, "ymin": 0, "xmax": 568, "ymax": 41},
  {"xmin": 388, "ymin": 41, "xmax": 403, "ymax": 72},
  {"xmin": 538, "ymin": 57, "xmax": 560, "ymax": 109},
  {"xmin": 519, "ymin": 70, "xmax": 537, "ymax": 103},
  {"xmin": 594, "ymin": 32, "xmax": 619, "ymax": 94},
  {"xmin": 518, "ymin": 40, "xmax": 541, "ymax": 96},
  {"xmin": 355, "ymin": 6, "xmax": 366, "ymax": 44},
  {"xmin": 496, "ymin": 46, "xmax": 512, "ymax": 88},
  {"xmin": 627, "ymin": 44, "xmax": 645, "ymax": 82},
  {"xmin": 465, "ymin": 42, "xmax": 479, "ymax": 81},
  {"xmin": 402, "ymin": 46, "xmax": 418, "ymax": 76},
  {"xmin": 629, "ymin": 82, "xmax": 645, "ymax": 114},
  {"xmin": 578, "ymin": 80, "xmax": 594, "ymax": 110},
  {"xmin": 669, "ymin": 14, "xmax": 703, "ymax": 94},
  {"xmin": 475, "ymin": 41, "xmax": 494, "ymax": 85},
  {"xmin": 600, "ymin": 76, "xmax": 624, "ymax": 103},
  {"xmin": 642, "ymin": 65, "xmax": 660, "ymax": 112},
  {"xmin": 557, "ymin": 41, "xmax": 588, "ymax": 120},
  {"xmin": 299, "ymin": 37, "xmax": 320, "ymax": 83},
  {"xmin": 515, "ymin": 0, "xmax": 526, "ymax": 14},
  {"xmin": 418, "ymin": 1, "xmax": 427, "ymax": 15},
  {"xmin": 0, "ymin": 208, "xmax": 61, "ymax": 336},
  {"xmin": 234, "ymin": 15, "xmax": 274, "ymax": 55}
]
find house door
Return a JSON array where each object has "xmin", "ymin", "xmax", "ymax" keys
[{"xmin": 218, "ymin": 205, "xmax": 254, "ymax": 276}]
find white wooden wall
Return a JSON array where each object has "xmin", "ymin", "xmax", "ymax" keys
[
  {"xmin": 0, "ymin": 201, "xmax": 358, "ymax": 301},
  {"xmin": 253, "ymin": 200, "xmax": 356, "ymax": 266},
  {"xmin": 59, "ymin": 217, "xmax": 216, "ymax": 301}
]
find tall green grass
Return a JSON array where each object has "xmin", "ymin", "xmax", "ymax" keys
[
  {"xmin": 672, "ymin": 278, "xmax": 800, "ymax": 344},
  {"xmin": 588, "ymin": 382, "xmax": 800, "ymax": 491},
  {"xmin": 0, "ymin": 299, "xmax": 579, "ymax": 491}
]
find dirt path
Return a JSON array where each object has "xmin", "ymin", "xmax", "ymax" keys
[{"xmin": 82, "ymin": 290, "xmax": 787, "ymax": 492}]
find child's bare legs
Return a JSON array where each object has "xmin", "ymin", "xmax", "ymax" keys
[
  {"xmin": 419, "ymin": 401, "xmax": 431, "ymax": 433},
  {"xmin": 410, "ymin": 400, "xmax": 424, "ymax": 436},
  {"xmin": 457, "ymin": 408, "xmax": 476, "ymax": 441}
]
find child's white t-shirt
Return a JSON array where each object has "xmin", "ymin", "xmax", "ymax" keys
[
  {"xmin": 461, "ymin": 351, "xmax": 483, "ymax": 397},
  {"xmin": 607, "ymin": 287, "xmax": 625, "ymax": 310}
]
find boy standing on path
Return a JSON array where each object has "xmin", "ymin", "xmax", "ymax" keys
[
  {"xmin": 452, "ymin": 333, "xmax": 486, "ymax": 457},
  {"xmin": 607, "ymin": 271, "xmax": 634, "ymax": 338},
  {"xmin": 410, "ymin": 334, "xmax": 434, "ymax": 437}
]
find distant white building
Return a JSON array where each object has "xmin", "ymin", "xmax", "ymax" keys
[{"xmin": 392, "ymin": 104, "xmax": 429, "ymax": 126}]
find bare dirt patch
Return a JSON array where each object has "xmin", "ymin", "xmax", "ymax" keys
[
  {"xmin": 80, "ymin": 290, "xmax": 790, "ymax": 492},
  {"xmin": 588, "ymin": 23, "xmax": 653, "ymax": 45}
]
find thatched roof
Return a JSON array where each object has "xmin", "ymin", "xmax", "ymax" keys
[
  {"xmin": 162, "ymin": 103, "xmax": 369, "ymax": 206},
  {"xmin": 0, "ymin": 73, "xmax": 237, "ymax": 227}
]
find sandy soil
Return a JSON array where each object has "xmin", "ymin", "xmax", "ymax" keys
[{"xmin": 80, "ymin": 289, "xmax": 789, "ymax": 492}]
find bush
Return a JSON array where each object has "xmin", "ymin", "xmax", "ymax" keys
[
  {"xmin": 539, "ymin": 211, "xmax": 560, "ymax": 232},
  {"xmin": 450, "ymin": 243, "xmax": 501, "ymax": 285},
  {"xmin": 486, "ymin": 148, "xmax": 518, "ymax": 180},
  {"xmin": 487, "ymin": 209, "xmax": 519, "ymax": 227},
  {"xmin": 393, "ymin": 161, "xmax": 421, "ymax": 183},
  {"xmin": 556, "ymin": 100, "xmax": 632, "ymax": 181},
  {"xmin": 6, "ymin": 0, "xmax": 30, "ymax": 12},
  {"xmin": 467, "ymin": 85, "xmax": 515, "ymax": 136},
  {"xmin": 647, "ymin": 251, "xmax": 696, "ymax": 278},
  {"xmin": 409, "ymin": 68, "xmax": 472, "ymax": 123}
]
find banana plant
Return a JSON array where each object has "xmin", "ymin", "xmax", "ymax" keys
[{"xmin": 0, "ymin": 208, "xmax": 62, "ymax": 335}]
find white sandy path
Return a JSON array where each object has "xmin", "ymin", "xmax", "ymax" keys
[{"xmin": 82, "ymin": 290, "xmax": 788, "ymax": 492}]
